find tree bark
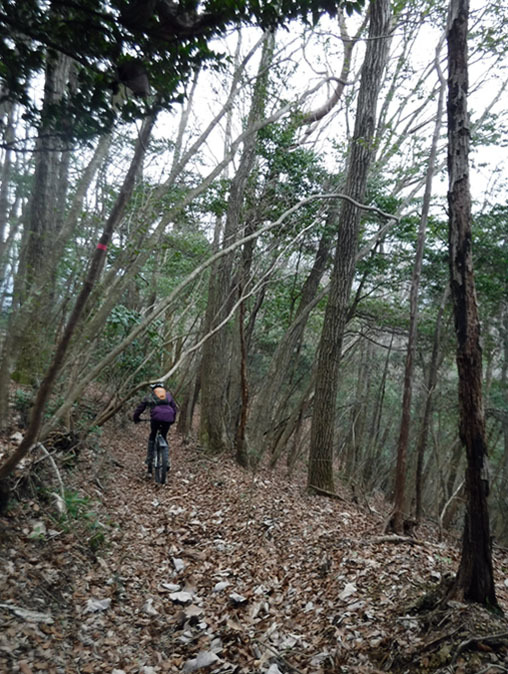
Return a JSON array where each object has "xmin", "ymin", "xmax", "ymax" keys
[
  {"xmin": 414, "ymin": 285, "xmax": 449, "ymax": 522},
  {"xmin": 446, "ymin": 0, "xmax": 498, "ymax": 608},
  {"xmin": 308, "ymin": 0, "xmax": 392, "ymax": 492},
  {"xmin": 388, "ymin": 37, "xmax": 446, "ymax": 533},
  {"xmin": 12, "ymin": 53, "xmax": 74, "ymax": 382},
  {"xmin": 200, "ymin": 32, "xmax": 274, "ymax": 454},
  {"xmin": 361, "ymin": 331, "xmax": 393, "ymax": 489},
  {"xmin": 234, "ymin": 285, "xmax": 250, "ymax": 467}
]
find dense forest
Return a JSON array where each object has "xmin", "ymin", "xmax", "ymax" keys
[{"xmin": 0, "ymin": 0, "xmax": 507, "ymax": 635}]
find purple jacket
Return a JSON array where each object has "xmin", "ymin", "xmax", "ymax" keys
[{"xmin": 133, "ymin": 391, "xmax": 177, "ymax": 424}]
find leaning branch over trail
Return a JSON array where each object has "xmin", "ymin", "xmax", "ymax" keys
[
  {"xmin": 0, "ymin": 115, "xmax": 156, "ymax": 481},
  {"xmin": 43, "ymin": 193, "xmax": 399, "ymax": 436}
]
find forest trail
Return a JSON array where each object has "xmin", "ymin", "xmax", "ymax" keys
[{"xmin": 2, "ymin": 424, "xmax": 508, "ymax": 674}]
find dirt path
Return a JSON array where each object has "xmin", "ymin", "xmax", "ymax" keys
[{"xmin": 1, "ymin": 425, "xmax": 508, "ymax": 673}]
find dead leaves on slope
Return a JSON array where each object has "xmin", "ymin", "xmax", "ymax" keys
[{"xmin": 2, "ymin": 427, "xmax": 508, "ymax": 673}]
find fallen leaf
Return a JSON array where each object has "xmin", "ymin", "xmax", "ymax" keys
[
  {"xmin": 84, "ymin": 598, "xmax": 111, "ymax": 613},
  {"xmin": 182, "ymin": 650, "xmax": 220, "ymax": 672},
  {"xmin": 213, "ymin": 581, "xmax": 230, "ymax": 592},
  {"xmin": 339, "ymin": 583, "xmax": 357, "ymax": 600},
  {"xmin": 169, "ymin": 591, "xmax": 194, "ymax": 604},
  {"xmin": 143, "ymin": 598, "xmax": 158, "ymax": 615},
  {"xmin": 229, "ymin": 592, "xmax": 248, "ymax": 605}
]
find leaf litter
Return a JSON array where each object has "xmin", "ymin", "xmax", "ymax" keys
[{"xmin": 1, "ymin": 424, "xmax": 508, "ymax": 673}]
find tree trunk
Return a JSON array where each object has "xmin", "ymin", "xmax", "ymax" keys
[
  {"xmin": 362, "ymin": 331, "xmax": 393, "ymax": 481},
  {"xmin": 343, "ymin": 339, "xmax": 371, "ymax": 478},
  {"xmin": 0, "ymin": 103, "xmax": 15, "ymax": 270},
  {"xmin": 446, "ymin": 0, "xmax": 498, "ymax": 608},
  {"xmin": 499, "ymin": 304, "xmax": 508, "ymax": 509},
  {"xmin": 308, "ymin": 0, "xmax": 392, "ymax": 492},
  {"xmin": 234, "ymin": 286, "xmax": 250, "ymax": 467},
  {"xmin": 247, "ymin": 212, "xmax": 333, "ymax": 458},
  {"xmin": 200, "ymin": 32, "xmax": 274, "ymax": 454},
  {"xmin": 388, "ymin": 39, "xmax": 446, "ymax": 533},
  {"xmin": 414, "ymin": 285, "xmax": 449, "ymax": 522},
  {"xmin": 12, "ymin": 52, "xmax": 74, "ymax": 383}
]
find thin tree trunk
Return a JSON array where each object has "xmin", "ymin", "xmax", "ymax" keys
[
  {"xmin": 446, "ymin": 0, "xmax": 498, "ymax": 608},
  {"xmin": 234, "ymin": 285, "xmax": 250, "ymax": 467},
  {"xmin": 499, "ymin": 304, "xmax": 508, "ymax": 500},
  {"xmin": 247, "ymin": 210, "xmax": 333, "ymax": 457},
  {"xmin": 414, "ymin": 285, "xmax": 449, "ymax": 522},
  {"xmin": 0, "ymin": 103, "xmax": 15, "ymax": 268},
  {"xmin": 270, "ymin": 376, "xmax": 315, "ymax": 469},
  {"xmin": 388, "ymin": 37, "xmax": 446, "ymax": 533}
]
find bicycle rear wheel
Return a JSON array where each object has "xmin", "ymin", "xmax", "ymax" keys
[{"xmin": 154, "ymin": 438, "xmax": 169, "ymax": 484}]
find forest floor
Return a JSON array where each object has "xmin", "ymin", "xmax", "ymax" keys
[{"xmin": 2, "ymin": 422, "xmax": 508, "ymax": 673}]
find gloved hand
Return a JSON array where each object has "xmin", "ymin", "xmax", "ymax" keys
[{"xmin": 133, "ymin": 418, "xmax": 140, "ymax": 424}]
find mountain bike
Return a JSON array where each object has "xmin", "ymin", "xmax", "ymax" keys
[{"xmin": 139, "ymin": 420, "xmax": 170, "ymax": 485}]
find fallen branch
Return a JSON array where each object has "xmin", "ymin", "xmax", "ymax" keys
[
  {"xmin": 370, "ymin": 534, "xmax": 419, "ymax": 545},
  {"xmin": 474, "ymin": 665, "xmax": 508, "ymax": 673},
  {"xmin": 0, "ymin": 603, "xmax": 54, "ymax": 624},
  {"xmin": 308, "ymin": 484, "xmax": 347, "ymax": 501},
  {"xmin": 421, "ymin": 626, "xmax": 462, "ymax": 651},
  {"xmin": 451, "ymin": 631, "xmax": 508, "ymax": 665},
  {"xmin": 253, "ymin": 638, "xmax": 305, "ymax": 674},
  {"xmin": 36, "ymin": 443, "xmax": 67, "ymax": 517}
]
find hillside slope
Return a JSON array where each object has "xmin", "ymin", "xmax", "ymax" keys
[{"xmin": 1, "ymin": 424, "xmax": 508, "ymax": 673}]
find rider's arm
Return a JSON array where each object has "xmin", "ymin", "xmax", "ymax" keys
[{"xmin": 133, "ymin": 398, "xmax": 147, "ymax": 423}]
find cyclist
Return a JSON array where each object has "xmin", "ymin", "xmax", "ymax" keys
[{"xmin": 133, "ymin": 382, "xmax": 177, "ymax": 475}]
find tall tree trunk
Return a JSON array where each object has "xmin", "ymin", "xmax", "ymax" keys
[
  {"xmin": 200, "ymin": 32, "xmax": 274, "ymax": 453},
  {"xmin": 228, "ymin": 197, "xmax": 262, "ymax": 460},
  {"xmin": 0, "ymin": 129, "xmax": 111, "ymax": 428},
  {"xmin": 176, "ymin": 362, "xmax": 201, "ymax": 441},
  {"xmin": 308, "ymin": 0, "xmax": 392, "ymax": 492},
  {"xmin": 388, "ymin": 37, "xmax": 446, "ymax": 533},
  {"xmin": 500, "ymin": 303, "xmax": 508, "ymax": 505},
  {"xmin": 361, "ymin": 333, "xmax": 393, "ymax": 489},
  {"xmin": 0, "ymin": 103, "xmax": 16, "ymax": 423},
  {"xmin": 343, "ymin": 339, "xmax": 371, "ymax": 479},
  {"xmin": 234, "ymin": 286, "xmax": 250, "ymax": 467},
  {"xmin": 12, "ymin": 53, "xmax": 74, "ymax": 382},
  {"xmin": 446, "ymin": 0, "xmax": 498, "ymax": 608},
  {"xmin": 0, "ymin": 103, "xmax": 15, "ymax": 270}
]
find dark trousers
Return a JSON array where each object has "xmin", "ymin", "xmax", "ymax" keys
[
  {"xmin": 149, "ymin": 420, "xmax": 171, "ymax": 443},
  {"xmin": 146, "ymin": 421, "xmax": 171, "ymax": 469}
]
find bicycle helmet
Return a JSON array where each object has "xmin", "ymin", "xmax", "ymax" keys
[{"xmin": 150, "ymin": 382, "xmax": 165, "ymax": 389}]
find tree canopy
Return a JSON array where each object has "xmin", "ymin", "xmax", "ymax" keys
[{"xmin": 0, "ymin": 0, "xmax": 364, "ymax": 141}]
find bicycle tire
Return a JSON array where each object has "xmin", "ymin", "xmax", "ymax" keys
[{"xmin": 154, "ymin": 436, "xmax": 169, "ymax": 484}]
